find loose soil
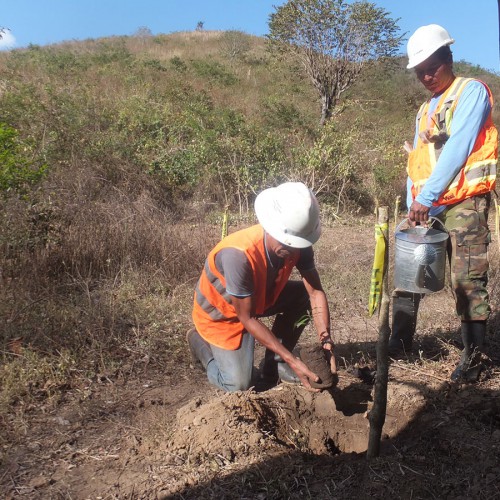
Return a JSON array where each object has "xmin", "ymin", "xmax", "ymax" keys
[{"xmin": 2, "ymin": 219, "xmax": 500, "ymax": 499}]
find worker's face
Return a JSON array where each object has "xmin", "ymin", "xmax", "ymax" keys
[
  {"xmin": 274, "ymin": 242, "xmax": 299, "ymax": 259},
  {"xmin": 414, "ymin": 52, "xmax": 454, "ymax": 95},
  {"xmin": 266, "ymin": 233, "xmax": 300, "ymax": 259}
]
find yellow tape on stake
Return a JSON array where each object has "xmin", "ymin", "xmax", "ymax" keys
[{"xmin": 368, "ymin": 222, "xmax": 388, "ymax": 317}]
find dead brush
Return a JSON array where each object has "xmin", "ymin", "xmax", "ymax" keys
[{"xmin": 0, "ymin": 180, "xmax": 222, "ymax": 415}]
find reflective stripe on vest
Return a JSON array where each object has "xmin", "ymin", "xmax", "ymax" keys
[
  {"xmin": 194, "ymin": 261, "xmax": 233, "ymax": 321},
  {"xmin": 408, "ymin": 77, "xmax": 498, "ymax": 206}
]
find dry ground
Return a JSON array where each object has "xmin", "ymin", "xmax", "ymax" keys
[{"xmin": 2, "ymin": 218, "xmax": 500, "ymax": 499}]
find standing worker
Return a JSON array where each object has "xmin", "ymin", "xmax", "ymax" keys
[
  {"xmin": 187, "ymin": 182, "xmax": 337, "ymax": 392},
  {"xmin": 390, "ymin": 24, "xmax": 498, "ymax": 382}
]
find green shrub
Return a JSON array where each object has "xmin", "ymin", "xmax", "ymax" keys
[
  {"xmin": 141, "ymin": 98, "xmax": 287, "ymax": 207},
  {"xmin": 291, "ymin": 121, "xmax": 363, "ymax": 212},
  {"xmin": 262, "ymin": 96, "xmax": 305, "ymax": 130},
  {"xmin": 170, "ymin": 56, "xmax": 187, "ymax": 72},
  {"xmin": 190, "ymin": 59, "xmax": 238, "ymax": 86},
  {"xmin": 0, "ymin": 123, "xmax": 47, "ymax": 196},
  {"xmin": 89, "ymin": 40, "xmax": 132, "ymax": 66},
  {"xmin": 6, "ymin": 44, "xmax": 89, "ymax": 75},
  {"xmin": 143, "ymin": 58, "xmax": 167, "ymax": 71}
]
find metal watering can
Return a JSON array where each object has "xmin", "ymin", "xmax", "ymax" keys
[{"xmin": 394, "ymin": 218, "xmax": 449, "ymax": 294}]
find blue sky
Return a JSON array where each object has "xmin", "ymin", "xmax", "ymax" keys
[{"xmin": 1, "ymin": 1, "xmax": 499, "ymax": 73}]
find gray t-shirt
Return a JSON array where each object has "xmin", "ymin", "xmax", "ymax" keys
[{"xmin": 215, "ymin": 244, "xmax": 315, "ymax": 298}]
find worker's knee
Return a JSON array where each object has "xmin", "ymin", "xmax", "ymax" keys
[
  {"xmin": 209, "ymin": 370, "xmax": 252, "ymax": 392},
  {"xmin": 223, "ymin": 378, "xmax": 252, "ymax": 392}
]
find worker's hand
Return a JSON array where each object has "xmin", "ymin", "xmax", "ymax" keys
[
  {"xmin": 408, "ymin": 200, "xmax": 430, "ymax": 224},
  {"xmin": 403, "ymin": 140, "xmax": 413, "ymax": 154},
  {"xmin": 321, "ymin": 338, "xmax": 338, "ymax": 374},
  {"xmin": 419, "ymin": 128, "xmax": 448, "ymax": 145},
  {"xmin": 288, "ymin": 357, "xmax": 320, "ymax": 393}
]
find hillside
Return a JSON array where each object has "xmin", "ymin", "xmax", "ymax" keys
[{"xmin": 1, "ymin": 31, "xmax": 500, "ymax": 499}]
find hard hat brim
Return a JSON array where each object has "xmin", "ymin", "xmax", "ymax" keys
[{"xmin": 407, "ymin": 37, "xmax": 455, "ymax": 69}]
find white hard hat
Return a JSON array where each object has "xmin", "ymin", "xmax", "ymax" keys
[
  {"xmin": 406, "ymin": 24, "xmax": 454, "ymax": 69},
  {"xmin": 254, "ymin": 182, "xmax": 321, "ymax": 248}
]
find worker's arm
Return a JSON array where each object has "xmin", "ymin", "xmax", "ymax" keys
[
  {"xmin": 300, "ymin": 268, "xmax": 337, "ymax": 373},
  {"xmin": 231, "ymin": 295, "xmax": 320, "ymax": 391}
]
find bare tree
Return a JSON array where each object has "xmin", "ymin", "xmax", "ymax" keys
[
  {"xmin": 267, "ymin": 0, "xmax": 403, "ymax": 125},
  {"xmin": 134, "ymin": 26, "xmax": 153, "ymax": 38},
  {"xmin": 219, "ymin": 31, "xmax": 251, "ymax": 62}
]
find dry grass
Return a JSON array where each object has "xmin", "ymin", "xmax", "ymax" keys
[{"xmin": 0, "ymin": 186, "xmax": 220, "ymax": 414}]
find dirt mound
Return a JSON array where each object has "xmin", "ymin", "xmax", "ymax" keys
[
  {"xmin": 159, "ymin": 373, "xmax": 430, "ymax": 497},
  {"xmin": 167, "ymin": 372, "xmax": 426, "ymax": 461},
  {"xmin": 167, "ymin": 385, "xmax": 368, "ymax": 468}
]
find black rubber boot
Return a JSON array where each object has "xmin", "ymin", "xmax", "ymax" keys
[
  {"xmin": 389, "ymin": 292, "xmax": 421, "ymax": 353},
  {"xmin": 277, "ymin": 361, "xmax": 301, "ymax": 384},
  {"xmin": 258, "ymin": 282, "xmax": 310, "ymax": 390},
  {"xmin": 186, "ymin": 328, "xmax": 214, "ymax": 370},
  {"xmin": 261, "ymin": 312, "xmax": 307, "ymax": 384},
  {"xmin": 450, "ymin": 321, "xmax": 486, "ymax": 382},
  {"xmin": 261, "ymin": 349, "xmax": 280, "ymax": 384}
]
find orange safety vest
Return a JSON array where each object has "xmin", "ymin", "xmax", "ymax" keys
[
  {"xmin": 192, "ymin": 224, "xmax": 299, "ymax": 350},
  {"xmin": 408, "ymin": 77, "xmax": 497, "ymax": 206}
]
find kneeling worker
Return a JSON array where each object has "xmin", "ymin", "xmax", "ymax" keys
[{"xmin": 188, "ymin": 182, "xmax": 337, "ymax": 392}]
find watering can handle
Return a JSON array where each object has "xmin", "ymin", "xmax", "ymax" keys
[
  {"xmin": 428, "ymin": 217, "xmax": 449, "ymax": 233},
  {"xmin": 395, "ymin": 216, "xmax": 448, "ymax": 233}
]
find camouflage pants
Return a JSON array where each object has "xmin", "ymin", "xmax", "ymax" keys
[{"xmin": 436, "ymin": 193, "xmax": 491, "ymax": 321}]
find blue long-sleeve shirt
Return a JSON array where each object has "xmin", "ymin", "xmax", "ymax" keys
[{"xmin": 406, "ymin": 79, "xmax": 491, "ymax": 215}]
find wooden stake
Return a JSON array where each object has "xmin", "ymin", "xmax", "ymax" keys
[
  {"xmin": 221, "ymin": 204, "xmax": 229, "ymax": 240},
  {"xmin": 367, "ymin": 206, "xmax": 390, "ymax": 459},
  {"xmin": 394, "ymin": 195, "xmax": 401, "ymax": 225}
]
